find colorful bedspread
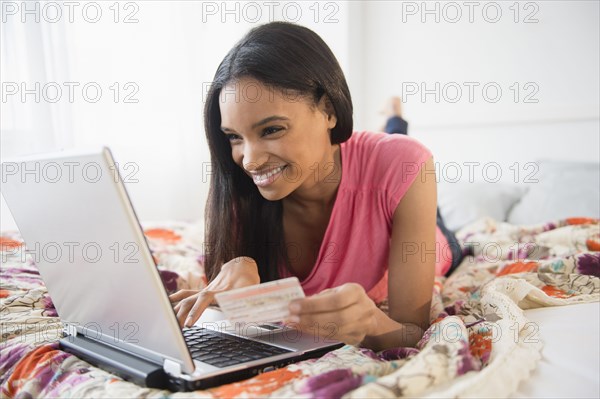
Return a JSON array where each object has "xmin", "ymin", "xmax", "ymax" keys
[{"xmin": 1, "ymin": 218, "xmax": 598, "ymax": 398}]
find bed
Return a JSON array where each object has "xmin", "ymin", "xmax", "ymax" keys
[
  {"xmin": 1, "ymin": 215, "xmax": 598, "ymax": 398},
  {"xmin": 1, "ymin": 160, "xmax": 599, "ymax": 398}
]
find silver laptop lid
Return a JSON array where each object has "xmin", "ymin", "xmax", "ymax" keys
[{"xmin": 0, "ymin": 147, "xmax": 195, "ymax": 374}]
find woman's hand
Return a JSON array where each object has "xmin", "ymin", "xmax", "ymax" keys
[
  {"xmin": 169, "ymin": 256, "xmax": 260, "ymax": 328},
  {"xmin": 285, "ymin": 283, "xmax": 379, "ymax": 346}
]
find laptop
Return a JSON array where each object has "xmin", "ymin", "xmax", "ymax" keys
[{"xmin": 0, "ymin": 147, "xmax": 342, "ymax": 391}]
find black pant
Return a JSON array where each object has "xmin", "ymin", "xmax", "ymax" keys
[
  {"xmin": 385, "ymin": 117, "xmax": 464, "ymax": 276},
  {"xmin": 385, "ymin": 116, "xmax": 409, "ymax": 135}
]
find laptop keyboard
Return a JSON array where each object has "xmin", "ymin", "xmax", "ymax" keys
[{"xmin": 182, "ymin": 327, "xmax": 292, "ymax": 368}]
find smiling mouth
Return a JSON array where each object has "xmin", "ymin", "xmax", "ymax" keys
[{"xmin": 251, "ymin": 165, "xmax": 287, "ymax": 185}]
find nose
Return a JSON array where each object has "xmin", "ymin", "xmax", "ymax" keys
[{"xmin": 240, "ymin": 140, "xmax": 268, "ymax": 173}]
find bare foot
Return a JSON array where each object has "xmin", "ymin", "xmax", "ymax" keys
[
  {"xmin": 378, "ymin": 96, "xmax": 404, "ymax": 131},
  {"xmin": 380, "ymin": 96, "xmax": 403, "ymax": 118}
]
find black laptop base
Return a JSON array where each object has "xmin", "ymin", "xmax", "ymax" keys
[
  {"xmin": 59, "ymin": 335, "xmax": 172, "ymax": 390},
  {"xmin": 60, "ymin": 334, "xmax": 343, "ymax": 392}
]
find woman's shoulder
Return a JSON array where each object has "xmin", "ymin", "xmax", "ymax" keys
[
  {"xmin": 342, "ymin": 132, "xmax": 433, "ymax": 218},
  {"xmin": 343, "ymin": 131, "xmax": 432, "ymax": 165}
]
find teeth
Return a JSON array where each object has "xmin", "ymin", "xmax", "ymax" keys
[{"xmin": 255, "ymin": 166, "xmax": 285, "ymax": 182}]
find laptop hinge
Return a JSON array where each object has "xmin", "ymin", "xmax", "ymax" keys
[
  {"xmin": 63, "ymin": 322, "xmax": 78, "ymax": 337},
  {"xmin": 163, "ymin": 358, "xmax": 183, "ymax": 377}
]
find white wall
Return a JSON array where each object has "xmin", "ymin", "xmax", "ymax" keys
[{"xmin": 358, "ymin": 0, "xmax": 600, "ymax": 180}]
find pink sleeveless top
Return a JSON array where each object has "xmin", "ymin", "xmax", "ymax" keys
[{"xmin": 279, "ymin": 131, "xmax": 451, "ymax": 303}]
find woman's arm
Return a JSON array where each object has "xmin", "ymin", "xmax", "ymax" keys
[{"xmin": 361, "ymin": 156, "xmax": 437, "ymax": 350}]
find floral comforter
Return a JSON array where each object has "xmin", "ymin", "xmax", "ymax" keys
[{"xmin": 1, "ymin": 217, "xmax": 598, "ymax": 398}]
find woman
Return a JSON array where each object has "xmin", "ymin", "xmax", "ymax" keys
[{"xmin": 170, "ymin": 22, "xmax": 456, "ymax": 351}]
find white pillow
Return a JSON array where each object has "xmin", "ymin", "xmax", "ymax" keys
[
  {"xmin": 507, "ymin": 160, "xmax": 600, "ymax": 225},
  {"xmin": 438, "ymin": 181, "xmax": 526, "ymax": 232}
]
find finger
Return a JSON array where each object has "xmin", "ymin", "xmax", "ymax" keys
[
  {"xmin": 285, "ymin": 311, "xmax": 333, "ymax": 329},
  {"xmin": 289, "ymin": 306, "xmax": 352, "ymax": 330},
  {"xmin": 284, "ymin": 312, "xmax": 358, "ymax": 344},
  {"xmin": 176, "ymin": 298, "xmax": 196, "ymax": 328},
  {"xmin": 184, "ymin": 291, "xmax": 215, "ymax": 327},
  {"xmin": 314, "ymin": 288, "xmax": 335, "ymax": 296},
  {"xmin": 289, "ymin": 285, "xmax": 361, "ymax": 315},
  {"xmin": 169, "ymin": 290, "xmax": 198, "ymax": 303}
]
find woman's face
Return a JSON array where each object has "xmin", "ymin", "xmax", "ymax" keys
[{"xmin": 219, "ymin": 77, "xmax": 338, "ymax": 202}]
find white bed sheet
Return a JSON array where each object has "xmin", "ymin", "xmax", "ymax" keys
[{"xmin": 512, "ymin": 302, "xmax": 600, "ymax": 398}]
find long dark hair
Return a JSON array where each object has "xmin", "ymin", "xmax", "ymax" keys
[{"xmin": 203, "ymin": 22, "xmax": 353, "ymax": 283}]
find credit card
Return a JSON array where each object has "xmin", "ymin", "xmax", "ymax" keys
[{"xmin": 214, "ymin": 277, "xmax": 305, "ymax": 324}]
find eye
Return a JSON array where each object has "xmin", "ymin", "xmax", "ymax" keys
[
  {"xmin": 262, "ymin": 126, "xmax": 283, "ymax": 136},
  {"xmin": 225, "ymin": 133, "xmax": 241, "ymax": 142}
]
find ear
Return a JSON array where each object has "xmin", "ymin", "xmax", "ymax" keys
[{"xmin": 317, "ymin": 94, "xmax": 338, "ymax": 130}]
